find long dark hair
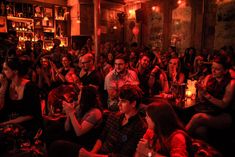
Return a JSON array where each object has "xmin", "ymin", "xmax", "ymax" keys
[
  {"xmin": 78, "ymin": 85, "xmax": 102, "ymax": 118},
  {"xmin": 5, "ymin": 56, "xmax": 29, "ymax": 77},
  {"xmin": 146, "ymin": 101, "xmax": 185, "ymax": 151}
]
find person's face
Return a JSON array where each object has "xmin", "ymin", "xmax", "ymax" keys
[
  {"xmin": 99, "ymin": 56, "xmax": 105, "ymax": 64},
  {"xmin": 40, "ymin": 58, "xmax": 49, "ymax": 67},
  {"xmin": 169, "ymin": 58, "xmax": 179, "ymax": 71},
  {"xmin": 81, "ymin": 57, "xmax": 93, "ymax": 71},
  {"xmin": 61, "ymin": 57, "xmax": 71, "ymax": 68},
  {"xmin": 80, "ymin": 48, "xmax": 87, "ymax": 55},
  {"xmin": 189, "ymin": 49, "xmax": 193, "ymax": 55},
  {"xmin": 130, "ymin": 51, "xmax": 136, "ymax": 59},
  {"xmin": 211, "ymin": 62, "xmax": 226, "ymax": 78},
  {"xmin": 145, "ymin": 112, "xmax": 155, "ymax": 130},
  {"xmin": 140, "ymin": 56, "xmax": 150, "ymax": 69},
  {"xmin": 107, "ymin": 53, "xmax": 113, "ymax": 61},
  {"xmin": 118, "ymin": 98, "xmax": 135, "ymax": 114},
  {"xmin": 114, "ymin": 59, "xmax": 126, "ymax": 74},
  {"xmin": 168, "ymin": 47, "xmax": 173, "ymax": 52},
  {"xmin": 2, "ymin": 62, "xmax": 16, "ymax": 79}
]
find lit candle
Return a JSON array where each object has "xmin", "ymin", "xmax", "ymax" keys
[
  {"xmin": 185, "ymin": 98, "xmax": 192, "ymax": 108},
  {"xmin": 185, "ymin": 90, "xmax": 192, "ymax": 97}
]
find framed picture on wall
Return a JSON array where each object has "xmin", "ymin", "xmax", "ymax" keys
[
  {"xmin": 55, "ymin": 6, "xmax": 67, "ymax": 20},
  {"xmin": 42, "ymin": 18, "xmax": 54, "ymax": 27},
  {"xmin": 0, "ymin": 16, "xmax": 7, "ymax": 32},
  {"xmin": 34, "ymin": 18, "xmax": 42, "ymax": 28},
  {"xmin": 44, "ymin": 7, "xmax": 53, "ymax": 18},
  {"xmin": 34, "ymin": 5, "xmax": 43, "ymax": 18}
]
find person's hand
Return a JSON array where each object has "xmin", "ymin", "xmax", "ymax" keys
[
  {"xmin": 0, "ymin": 73, "xmax": 8, "ymax": 93},
  {"xmin": 50, "ymin": 61, "xmax": 58, "ymax": 72},
  {"xmin": 151, "ymin": 65, "xmax": 160, "ymax": 74},
  {"xmin": 196, "ymin": 82, "xmax": 206, "ymax": 95},
  {"xmin": 136, "ymin": 138, "xmax": 152, "ymax": 157},
  {"xmin": 79, "ymin": 148, "xmax": 92, "ymax": 157},
  {"xmin": 62, "ymin": 101, "xmax": 75, "ymax": 116},
  {"xmin": 195, "ymin": 82, "xmax": 208, "ymax": 101}
]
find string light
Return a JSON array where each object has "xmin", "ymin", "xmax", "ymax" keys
[{"xmin": 152, "ymin": 6, "xmax": 160, "ymax": 12}]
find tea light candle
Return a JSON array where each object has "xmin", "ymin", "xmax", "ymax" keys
[
  {"xmin": 185, "ymin": 98, "xmax": 192, "ymax": 107},
  {"xmin": 185, "ymin": 90, "xmax": 192, "ymax": 97}
]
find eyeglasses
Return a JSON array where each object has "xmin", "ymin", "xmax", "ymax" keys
[
  {"xmin": 114, "ymin": 63, "xmax": 125, "ymax": 66},
  {"xmin": 81, "ymin": 60, "xmax": 91, "ymax": 64}
]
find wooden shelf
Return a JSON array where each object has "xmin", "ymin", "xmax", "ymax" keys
[{"xmin": 7, "ymin": 16, "xmax": 33, "ymax": 22}]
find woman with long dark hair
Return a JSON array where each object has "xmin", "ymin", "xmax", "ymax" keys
[
  {"xmin": 47, "ymin": 85, "xmax": 103, "ymax": 156},
  {"xmin": 136, "ymin": 101, "xmax": 191, "ymax": 157},
  {"xmin": 0, "ymin": 57, "xmax": 43, "ymax": 146}
]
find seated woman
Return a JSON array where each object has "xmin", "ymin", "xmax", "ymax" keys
[
  {"xmin": 188, "ymin": 55, "xmax": 210, "ymax": 80},
  {"xmin": 185, "ymin": 54, "xmax": 235, "ymax": 139},
  {"xmin": 47, "ymin": 85, "xmax": 103, "ymax": 150},
  {"xmin": 135, "ymin": 101, "xmax": 191, "ymax": 157},
  {"xmin": 158, "ymin": 57, "xmax": 185, "ymax": 99},
  {"xmin": 0, "ymin": 57, "xmax": 43, "ymax": 149},
  {"xmin": 51, "ymin": 53, "xmax": 79, "ymax": 85},
  {"xmin": 148, "ymin": 64, "xmax": 169, "ymax": 97},
  {"xmin": 167, "ymin": 57, "xmax": 185, "ymax": 85}
]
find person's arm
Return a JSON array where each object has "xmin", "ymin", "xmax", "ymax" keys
[
  {"xmin": 0, "ymin": 115, "xmax": 33, "ymax": 126},
  {"xmin": 159, "ymin": 72, "xmax": 169, "ymax": 93},
  {"xmin": 203, "ymin": 79, "xmax": 235, "ymax": 108},
  {"xmin": 178, "ymin": 73, "xmax": 185, "ymax": 84},
  {"xmin": 105, "ymin": 74, "xmax": 118, "ymax": 101},
  {"xmin": 50, "ymin": 61, "xmax": 57, "ymax": 82},
  {"xmin": 68, "ymin": 111, "xmax": 96, "ymax": 136},
  {"xmin": 148, "ymin": 66, "xmax": 161, "ymax": 96},
  {"xmin": 129, "ymin": 70, "xmax": 140, "ymax": 86},
  {"xmin": 63, "ymin": 102, "xmax": 101, "ymax": 136},
  {"xmin": 91, "ymin": 139, "xmax": 103, "ymax": 153},
  {"xmin": 169, "ymin": 133, "xmax": 188, "ymax": 157},
  {"xmin": 56, "ymin": 69, "xmax": 66, "ymax": 82},
  {"xmin": 50, "ymin": 61, "xmax": 65, "ymax": 82},
  {"xmin": 65, "ymin": 69, "xmax": 79, "ymax": 83},
  {"xmin": 79, "ymin": 147, "xmax": 108, "ymax": 157},
  {"xmin": 64, "ymin": 116, "xmax": 71, "ymax": 131}
]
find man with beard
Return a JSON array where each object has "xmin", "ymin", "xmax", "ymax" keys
[
  {"xmin": 134, "ymin": 54, "xmax": 152, "ymax": 103},
  {"xmin": 104, "ymin": 53, "xmax": 139, "ymax": 111}
]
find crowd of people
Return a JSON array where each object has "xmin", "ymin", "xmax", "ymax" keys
[{"xmin": 0, "ymin": 31, "xmax": 235, "ymax": 157}]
